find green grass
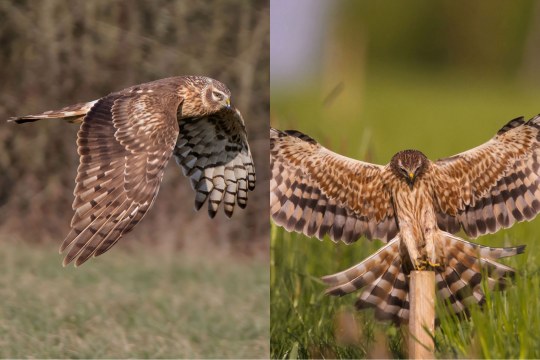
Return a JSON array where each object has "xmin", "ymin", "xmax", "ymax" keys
[
  {"xmin": 271, "ymin": 67, "xmax": 540, "ymax": 358},
  {"xmin": 0, "ymin": 241, "xmax": 269, "ymax": 358}
]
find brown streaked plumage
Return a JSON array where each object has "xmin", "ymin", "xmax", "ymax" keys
[
  {"xmin": 9, "ymin": 76, "xmax": 255, "ymax": 266},
  {"xmin": 270, "ymin": 115, "xmax": 539, "ymax": 323}
]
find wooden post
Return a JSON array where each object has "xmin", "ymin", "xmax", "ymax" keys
[{"xmin": 409, "ymin": 271, "xmax": 435, "ymax": 359}]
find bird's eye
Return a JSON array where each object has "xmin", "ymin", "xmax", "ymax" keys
[{"xmin": 212, "ymin": 91, "xmax": 223, "ymax": 100}]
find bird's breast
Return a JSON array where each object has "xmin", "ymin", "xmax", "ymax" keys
[{"xmin": 392, "ymin": 180, "xmax": 436, "ymax": 227}]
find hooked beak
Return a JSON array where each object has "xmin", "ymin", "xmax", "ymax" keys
[
  {"xmin": 407, "ymin": 172, "xmax": 415, "ymax": 189},
  {"xmin": 225, "ymin": 98, "xmax": 231, "ymax": 108}
]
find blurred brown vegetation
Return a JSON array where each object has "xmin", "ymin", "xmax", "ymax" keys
[{"xmin": 0, "ymin": 0, "xmax": 269, "ymax": 257}]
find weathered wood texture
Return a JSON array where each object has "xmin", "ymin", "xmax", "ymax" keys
[{"xmin": 409, "ymin": 271, "xmax": 435, "ymax": 359}]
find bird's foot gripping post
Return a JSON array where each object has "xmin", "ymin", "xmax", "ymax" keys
[
  {"xmin": 415, "ymin": 259, "xmax": 441, "ymax": 271},
  {"xmin": 409, "ymin": 270, "xmax": 435, "ymax": 359}
]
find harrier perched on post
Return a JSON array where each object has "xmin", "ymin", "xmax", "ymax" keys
[
  {"xmin": 270, "ymin": 115, "xmax": 540, "ymax": 323},
  {"xmin": 9, "ymin": 76, "xmax": 256, "ymax": 266}
]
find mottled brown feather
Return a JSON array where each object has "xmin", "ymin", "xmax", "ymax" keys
[
  {"xmin": 61, "ymin": 91, "xmax": 179, "ymax": 266},
  {"xmin": 432, "ymin": 115, "xmax": 540, "ymax": 238},
  {"xmin": 270, "ymin": 128, "xmax": 397, "ymax": 244}
]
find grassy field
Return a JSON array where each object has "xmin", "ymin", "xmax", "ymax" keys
[
  {"xmin": 271, "ymin": 68, "xmax": 540, "ymax": 358},
  {"xmin": 0, "ymin": 241, "xmax": 269, "ymax": 358}
]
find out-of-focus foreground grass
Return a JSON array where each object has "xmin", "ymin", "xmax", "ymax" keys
[
  {"xmin": 0, "ymin": 241, "xmax": 269, "ymax": 358},
  {"xmin": 271, "ymin": 68, "xmax": 540, "ymax": 358}
]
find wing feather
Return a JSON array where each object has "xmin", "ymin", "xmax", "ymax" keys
[
  {"xmin": 173, "ymin": 107, "xmax": 255, "ymax": 218},
  {"xmin": 432, "ymin": 115, "xmax": 540, "ymax": 238},
  {"xmin": 60, "ymin": 90, "xmax": 180, "ymax": 266},
  {"xmin": 270, "ymin": 128, "xmax": 397, "ymax": 244}
]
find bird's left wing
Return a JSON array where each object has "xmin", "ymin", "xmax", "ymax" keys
[
  {"xmin": 173, "ymin": 107, "xmax": 256, "ymax": 218},
  {"xmin": 61, "ymin": 91, "xmax": 180, "ymax": 266},
  {"xmin": 270, "ymin": 128, "xmax": 397, "ymax": 243},
  {"xmin": 431, "ymin": 115, "xmax": 540, "ymax": 238}
]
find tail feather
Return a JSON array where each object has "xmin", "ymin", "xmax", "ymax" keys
[
  {"xmin": 323, "ymin": 237, "xmax": 401, "ymax": 295},
  {"xmin": 357, "ymin": 254, "xmax": 399, "ymax": 309},
  {"xmin": 7, "ymin": 100, "xmax": 97, "ymax": 124},
  {"xmin": 357, "ymin": 255, "xmax": 408, "ymax": 322},
  {"xmin": 436, "ymin": 271, "xmax": 468, "ymax": 315},
  {"xmin": 322, "ymin": 231, "xmax": 524, "ymax": 324}
]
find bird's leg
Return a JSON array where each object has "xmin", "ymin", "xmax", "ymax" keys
[
  {"xmin": 424, "ymin": 225, "xmax": 441, "ymax": 269},
  {"xmin": 401, "ymin": 227, "xmax": 426, "ymax": 270}
]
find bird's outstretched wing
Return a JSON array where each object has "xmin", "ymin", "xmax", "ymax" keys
[
  {"xmin": 432, "ymin": 115, "xmax": 540, "ymax": 238},
  {"xmin": 174, "ymin": 107, "xmax": 256, "ymax": 218},
  {"xmin": 270, "ymin": 128, "xmax": 397, "ymax": 243},
  {"xmin": 60, "ymin": 90, "xmax": 181, "ymax": 266}
]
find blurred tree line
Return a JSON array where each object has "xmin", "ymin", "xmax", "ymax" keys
[
  {"xmin": 334, "ymin": 0, "xmax": 540, "ymax": 79},
  {"xmin": 0, "ymin": 0, "xmax": 269, "ymax": 256}
]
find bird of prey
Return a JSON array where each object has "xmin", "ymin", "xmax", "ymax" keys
[
  {"xmin": 270, "ymin": 115, "xmax": 540, "ymax": 323},
  {"xmin": 9, "ymin": 76, "xmax": 256, "ymax": 267}
]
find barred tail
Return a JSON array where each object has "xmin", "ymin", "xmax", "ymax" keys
[
  {"xmin": 7, "ymin": 100, "xmax": 97, "ymax": 124},
  {"xmin": 435, "ymin": 232, "xmax": 524, "ymax": 318},
  {"xmin": 322, "ymin": 237, "xmax": 411, "ymax": 322},
  {"xmin": 322, "ymin": 232, "xmax": 524, "ymax": 324}
]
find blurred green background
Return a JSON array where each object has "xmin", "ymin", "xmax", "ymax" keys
[
  {"xmin": 271, "ymin": 0, "xmax": 540, "ymax": 358},
  {"xmin": 0, "ymin": 0, "xmax": 269, "ymax": 358}
]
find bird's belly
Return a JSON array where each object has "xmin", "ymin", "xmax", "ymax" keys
[{"xmin": 392, "ymin": 183, "xmax": 439, "ymax": 265}]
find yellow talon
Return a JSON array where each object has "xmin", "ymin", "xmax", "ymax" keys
[
  {"xmin": 414, "ymin": 259, "xmax": 441, "ymax": 270},
  {"xmin": 414, "ymin": 260, "xmax": 427, "ymax": 271}
]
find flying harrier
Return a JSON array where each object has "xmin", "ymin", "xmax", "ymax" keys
[
  {"xmin": 270, "ymin": 116, "xmax": 540, "ymax": 323},
  {"xmin": 9, "ymin": 76, "xmax": 256, "ymax": 267}
]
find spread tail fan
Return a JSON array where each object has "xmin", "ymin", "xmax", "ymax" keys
[{"xmin": 322, "ymin": 232, "xmax": 524, "ymax": 323}]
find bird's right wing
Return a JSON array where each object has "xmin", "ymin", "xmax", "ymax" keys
[
  {"xmin": 270, "ymin": 128, "xmax": 397, "ymax": 243},
  {"xmin": 174, "ymin": 107, "xmax": 256, "ymax": 218}
]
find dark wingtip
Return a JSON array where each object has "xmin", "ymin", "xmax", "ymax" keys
[
  {"xmin": 497, "ymin": 116, "xmax": 525, "ymax": 135},
  {"xmin": 224, "ymin": 209, "xmax": 234, "ymax": 218},
  {"xmin": 284, "ymin": 129, "xmax": 318, "ymax": 144},
  {"xmin": 7, "ymin": 117, "xmax": 38, "ymax": 124},
  {"xmin": 237, "ymin": 201, "xmax": 247, "ymax": 209},
  {"xmin": 193, "ymin": 200, "xmax": 204, "ymax": 212},
  {"xmin": 516, "ymin": 244, "xmax": 526, "ymax": 255},
  {"xmin": 271, "ymin": 127, "xmax": 318, "ymax": 144}
]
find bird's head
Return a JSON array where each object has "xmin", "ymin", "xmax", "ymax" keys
[
  {"xmin": 201, "ymin": 78, "xmax": 232, "ymax": 113},
  {"xmin": 177, "ymin": 76, "xmax": 232, "ymax": 118},
  {"xmin": 390, "ymin": 150, "xmax": 429, "ymax": 188}
]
